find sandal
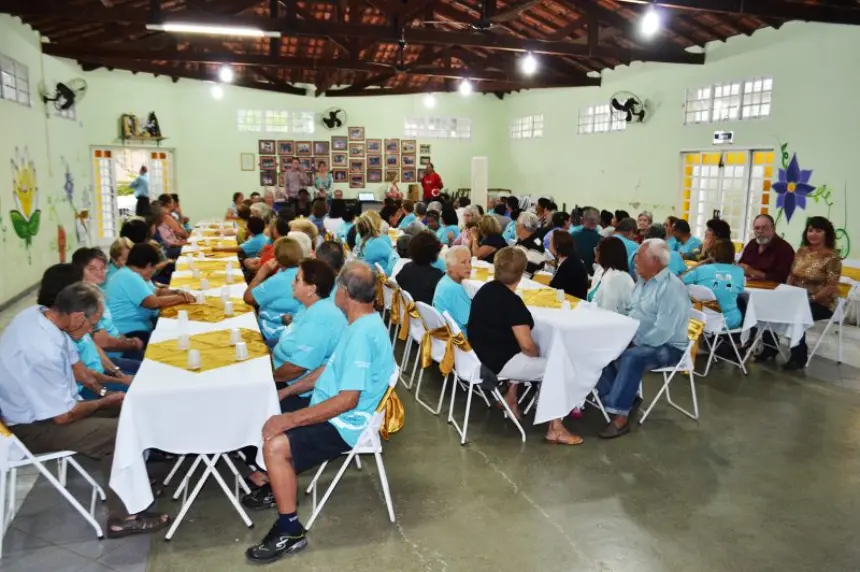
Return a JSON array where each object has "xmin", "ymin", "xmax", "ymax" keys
[
  {"xmin": 107, "ymin": 511, "xmax": 170, "ymax": 539},
  {"xmin": 545, "ymin": 431, "xmax": 584, "ymax": 446}
]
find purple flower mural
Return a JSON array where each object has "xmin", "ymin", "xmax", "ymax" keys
[{"xmin": 772, "ymin": 153, "xmax": 815, "ymax": 223}]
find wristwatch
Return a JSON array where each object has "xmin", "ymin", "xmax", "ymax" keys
[{"xmin": 98, "ymin": 387, "xmax": 109, "ymax": 397}]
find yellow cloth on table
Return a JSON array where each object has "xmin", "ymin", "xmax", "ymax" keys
[
  {"xmin": 146, "ymin": 328, "xmax": 268, "ymax": 373},
  {"xmin": 471, "ymin": 268, "xmax": 491, "ymax": 282},
  {"xmin": 159, "ymin": 297, "xmax": 253, "ymax": 322},
  {"xmin": 378, "ymin": 387, "xmax": 404, "ymax": 441},
  {"xmin": 532, "ymin": 273, "xmax": 552, "ymax": 286},
  {"xmin": 521, "ymin": 289, "xmax": 581, "ymax": 309},
  {"xmin": 197, "ymin": 229, "xmax": 219, "ymax": 236},
  {"xmin": 842, "ymin": 267, "xmax": 860, "ymax": 281},
  {"xmin": 170, "ymin": 273, "xmax": 238, "ymax": 290},
  {"xmin": 175, "ymin": 259, "xmax": 233, "ymax": 272}
]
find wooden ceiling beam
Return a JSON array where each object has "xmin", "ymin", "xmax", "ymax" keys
[
  {"xmin": 325, "ymin": 75, "xmax": 599, "ymax": 96},
  {"xmin": 610, "ymin": 0, "xmax": 860, "ymax": 26},
  {"xmin": 5, "ymin": 2, "xmax": 704, "ymax": 62}
]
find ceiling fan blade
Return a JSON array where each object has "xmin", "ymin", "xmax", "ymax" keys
[{"xmin": 491, "ymin": 0, "xmax": 543, "ymax": 23}]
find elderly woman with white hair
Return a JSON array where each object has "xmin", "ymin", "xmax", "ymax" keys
[
  {"xmin": 595, "ymin": 238, "xmax": 691, "ymax": 440},
  {"xmin": 432, "ymin": 245, "xmax": 473, "ymax": 334},
  {"xmin": 635, "ymin": 210, "xmax": 653, "ymax": 243},
  {"xmin": 452, "ymin": 205, "xmax": 481, "ymax": 246},
  {"xmin": 513, "ymin": 211, "xmax": 546, "ymax": 277}
]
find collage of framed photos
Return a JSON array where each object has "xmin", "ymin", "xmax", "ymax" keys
[{"xmin": 254, "ymin": 132, "xmax": 432, "ymax": 189}]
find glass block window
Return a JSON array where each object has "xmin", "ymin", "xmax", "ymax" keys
[
  {"xmin": 510, "ymin": 114, "xmax": 544, "ymax": 139},
  {"xmin": 0, "ymin": 54, "xmax": 30, "ymax": 107},
  {"xmin": 404, "ymin": 117, "xmax": 472, "ymax": 139},
  {"xmin": 578, "ymin": 104, "xmax": 626, "ymax": 134},
  {"xmin": 238, "ymin": 109, "xmax": 314, "ymax": 133},
  {"xmin": 685, "ymin": 76, "xmax": 773, "ymax": 124}
]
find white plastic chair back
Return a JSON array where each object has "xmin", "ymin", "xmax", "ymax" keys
[
  {"xmin": 353, "ymin": 367, "xmax": 400, "ymax": 453},
  {"xmin": 0, "ymin": 424, "xmax": 25, "ymax": 473},
  {"xmin": 686, "ymin": 284, "xmax": 726, "ymax": 332},
  {"xmin": 441, "ymin": 311, "xmax": 482, "ymax": 383},
  {"xmin": 399, "ymin": 289, "xmax": 426, "ymax": 344},
  {"xmin": 374, "ymin": 262, "xmax": 395, "ymax": 311},
  {"xmin": 416, "ymin": 302, "xmax": 448, "ymax": 363}
]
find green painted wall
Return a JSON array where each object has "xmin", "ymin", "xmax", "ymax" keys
[
  {"xmin": 0, "ymin": 15, "xmax": 92, "ymax": 304},
  {"xmin": 79, "ymin": 70, "xmax": 508, "ymax": 221},
  {"xmin": 500, "ymin": 22, "xmax": 859, "ymax": 255}
]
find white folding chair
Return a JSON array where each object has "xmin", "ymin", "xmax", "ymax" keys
[
  {"xmin": 806, "ymin": 282, "xmax": 859, "ymax": 366},
  {"xmin": 374, "ymin": 262, "xmax": 397, "ymax": 334},
  {"xmin": 396, "ymin": 290, "xmax": 426, "ymax": 390},
  {"xmin": 413, "ymin": 302, "xmax": 452, "ymax": 415},
  {"xmin": 687, "ymin": 284, "xmax": 748, "ymax": 376},
  {"xmin": 441, "ymin": 312, "xmax": 526, "ymax": 444},
  {"xmin": 639, "ymin": 309, "xmax": 706, "ymax": 425},
  {"xmin": 302, "ymin": 367, "xmax": 400, "ymax": 530},
  {"xmin": 845, "ymin": 278, "xmax": 860, "ymax": 327},
  {"xmin": 0, "ymin": 423, "xmax": 106, "ymax": 557}
]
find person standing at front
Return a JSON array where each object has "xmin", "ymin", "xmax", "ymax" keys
[
  {"xmin": 277, "ymin": 158, "xmax": 308, "ymax": 212},
  {"xmin": 421, "ymin": 163, "xmax": 443, "ymax": 201},
  {"xmin": 130, "ymin": 166, "xmax": 150, "ymax": 217}
]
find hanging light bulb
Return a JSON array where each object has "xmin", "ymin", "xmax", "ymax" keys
[
  {"xmin": 423, "ymin": 93, "xmax": 437, "ymax": 108},
  {"xmin": 520, "ymin": 52, "xmax": 538, "ymax": 76},
  {"xmin": 210, "ymin": 84, "xmax": 224, "ymax": 99},
  {"xmin": 640, "ymin": 6, "xmax": 661, "ymax": 37},
  {"xmin": 218, "ymin": 66, "xmax": 234, "ymax": 83},
  {"xmin": 458, "ymin": 79, "xmax": 473, "ymax": 96}
]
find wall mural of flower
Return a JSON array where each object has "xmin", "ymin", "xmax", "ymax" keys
[
  {"xmin": 9, "ymin": 148, "xmax": 41, "ymax": 261},
  {"xmin": 772, "ymin": 153, "xmax": 814, "ymax": 223}
]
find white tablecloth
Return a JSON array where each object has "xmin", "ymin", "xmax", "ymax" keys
[
  {"xmin": 742, "ymin": 284, "xmax": 814, "ymax": 347},
  {"xmin": 110, "ymin": 236, "xmax": 279, "ymax": 515},
  {"xmin": 461, "ymin": 278, "xmax": 639, "ymax": 424}
]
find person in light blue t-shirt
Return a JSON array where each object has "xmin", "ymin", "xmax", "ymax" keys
[
  {"xmin": 272, "ymin": 259, "xmax": 347, "ymax": 411},
  {"xmin": 502, "ymin": 219, "xmax": 517, "ymax": 242},
  {"xmin": 245, "ymin": 236, "xmax": 304, "ymax": 343},
  {"xmin": 672, "ymin": 218, "xmax": 703, "ymax": 260},
  {"xmin": 105, "ymin": 243, "xmax": 194, "ymax": 342},
  {"xmin": 355, "ymin": 215, "xmax": 395, "ymax": 275},
  {"xmin": 682, "ymin": 240, "xmax": 746, "ymax": 329},
  {"xmin": 432, "ymin": 246, "xmax": 472, "ymax": 336},
  {"xmin": 397, "ymin": 200, "xmax": 417, "ymax": 230},
  {"xmin": 436, "ymin": 208, "xmax": 461, "ymax": 247},
  {"xmin": 335, "ymin": 209, "xmax": 356, "ymax": 243},
  {"xmin": 629, "ymin": 224, "xmax": 687, "ymax": 279},
  {"xmin": 242, "ymin": 262, "xmax": 395, "ymax": 562},
  {"xmin": 613, "ymin": 218, "xmax": 641, "ymax": 262}
]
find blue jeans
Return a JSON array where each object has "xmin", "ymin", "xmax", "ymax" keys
[
  {"xmin": 597, "ymin": 344, "xmax": 684, "ymax": 416},
  {"xmin": 80, "ymin": 381, "xmax": 130, "ymax": 400},
  {"xmin": 112, "ymin": 357, "xmax": 141, "ymax": 375}
]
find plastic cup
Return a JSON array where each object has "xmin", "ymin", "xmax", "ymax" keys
[
  {"xmin": 195, "ymin": 292, "xmax": 206, "ymax": 304},
  {"xmin": 192, "ymin": 269, "xmax": 201, "ymax": 279},
  {"xmin": 187, "ymin": 349, "xmax": 201, "ymax": 369},
  {"xmin": 561, "ymin": 300, "xmax": 572, "ymax": 311},
  {"xmin": 199, "ymin": 278, "xmax": 209, "ymax": 291},
  {"xmin": 225, "ymin": 270, "xmax": 234, "ymax": 284},
  {"xmin": 220, "ymin": 287, "xmax": 230, "ymax": 302},
  {"xmin": 229, "ymin": 327, "xmax": 241, "ymax": 345},
  {"xmin": 555, "ymin": 289, "xmax": 565, "ymax": 303},
  {"xmin": 177, "ymin": 333, "xmax": 190, "ymax": 350},
  {"xmin": 235, "ymin": 341, "xmax": 248, "ymax": 361},
  {"xmin": 223, "ymin": 301, "xmax": 234, "ymax": 316}
]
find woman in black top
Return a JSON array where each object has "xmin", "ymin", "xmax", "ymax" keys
[
  {"xmin": 549, "ymin": 231, "xmax": 588, "ymax": 299},
  {"xmin": 468, "ymin": 214, "xmax": 507, "ymax": 263},
  {"xmin": 394, "ymin": 231, "xmax": 443, "ymax": 304},
  {"xmin": 467, "ymin": 247, "xmax": 582, "ymax": 445}
]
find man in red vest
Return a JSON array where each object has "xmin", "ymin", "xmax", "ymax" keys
[{"xmin": 421, "ymin": 163, "xmax": 443, "ymax": 200}]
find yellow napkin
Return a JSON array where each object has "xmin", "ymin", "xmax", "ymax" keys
[
  {"xmin": 521, "ymin": 289, "xmax": 581, "ymax": 309},
  {"xmin": 146, "ymin": 328, "xmax": 268, "ymax": 373},
  {"xmin": 159, "ymin": 297, "xmax": 253, "ymax": 322},
  {"xmin": 170, "ymin": 273, "xmax": 238, "ymax": 289}
]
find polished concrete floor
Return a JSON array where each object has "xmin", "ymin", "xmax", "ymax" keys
[{"xmin": 3, "ymin": 294, "xmax": 860, "ymax": 571}]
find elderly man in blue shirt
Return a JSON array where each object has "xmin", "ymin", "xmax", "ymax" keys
[
  {"xmin": 596, "ymin": 238, "xmax": 691, "ymax": 439},
  {"xmin": 129, "ymin": 165, "xmax": 150, "ymax": 217}
]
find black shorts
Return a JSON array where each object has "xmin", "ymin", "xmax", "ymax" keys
[
  {"xmin": 279, "ymin": 394, "xmax": 310, "ymax": 413},
  {"xmin": 286, "ymin": 422, "xmax": 350, "ymax": 475}
]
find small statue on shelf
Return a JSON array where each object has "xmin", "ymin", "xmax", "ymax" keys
[{"xmin": 145, "ymin": 112, "xmax": 162, "ymax": 138}]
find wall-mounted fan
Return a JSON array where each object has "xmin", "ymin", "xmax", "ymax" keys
[
  {"xmin": 610, "ymin": 92, "xmax": 646, "ymax": 123},
  {"xmin": 40, "ymin": 79, "xmax": 88, "ymax": 110},
  {"xmin": 321, "ymin": 108, "xmax": 347, "ymax": 130}
]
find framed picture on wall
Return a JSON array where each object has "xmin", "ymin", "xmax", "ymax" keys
[
  {"xmin": 332, "ymin": 152, "xmax": 347, "ymax": 167},
  {"xmin": 367, "ymin": 154, "xmax": 382, "ymax": 168},
  {"xmin": 332, "ymin": 136, "xmax": 348, "ymax": 151},
  {"xmin": 258, "ymin": 140, "xmax": 275, "ymax": 154},
  {"xmin": 313, "ymin": 141, "xmax": 330, "ymax": 155},
  {"xmin": 367, "ymin": 169, "xmax": 383, "ymax": 183},
  {"xmin": 348, "ymin": 127, "xmax": 365, "ymax": 141},
  {"xmin": 419, "ymin": 155, "xmax": 431, "ymax": 166},
  {"xmin": 385, "ymin": 154, "xmax": 400, "ymax": 168},
  {"xmin": 349, "ymin": 143, "xmax": 365, "ymax": 156},
  {"xmin": 260, "ymin": 170, "xmax": 276, "ymax": 186},
  {"xmin": 366, "ymin": 139, "xmax": 382, "ymax": 153},
  {"xmin": 402, "ymin": 169, "xmax": 416, "ymax": 183},
  {"xmin": 349, "ymin": 159, "xmax": 365, "ymax": 173},
  {"xmin": 419, "ymin": 144, "xmax": 431, "ymax": 154},
  {"xmin": 349, "ymin": 173, "xmax": 365, "ymax": 188},
  {"xmin": 401, "ymin": 140, "xmax": 417, "ymax": 154},
  {"xmin": 240, "ymin": 153, "xmax": 255, "ymax": 171},
  {"xmin": 278, "ymin": 172, "xmax": 286, "ymax": 187},
  {"xmin": 385, "ymin": 169, "xmax": 400, "ymax": 182},
  {"xmin": 280, "ymin": 155, "xmax": 295, "ymax": 169},
  {"xmin": 296, "ymin": 141, "xmax": 312, "ymax": 156},
  {"xmin": 402, "ymin": 154, "xmax": 416, "ymax": 167},
  {"xmin": 259, "ymin": 156, "xmax": 277, "ymax": 170},
  {"xmin": 333, "ymin": 169, "xmax": 348, "ymax": 183},
  {"xmin": 418, "ymin": 168, "xmax": 426, "ymax": 180},
  {"xmin": 277, "ymin": 140, "xmax": 294, "ymax": 155},
  {"xmin": 384, "ymin": 139, "xmax": 399, "ymax": 154},
  {"xmin": 299, "ymin": 157, "xmax": 313, "ymax": 171}
]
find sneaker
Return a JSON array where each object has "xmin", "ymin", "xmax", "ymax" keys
[
  {"xmin": 245, "ymin": 522, "xmax": 308, "ymax": 564},
  {"xmin": 783, "ymin": 357, "xmax": 806, "ymax": 371},
  {"xmin": 241, "ymin": 484, "xmax": 276, "ymax": 510}
]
